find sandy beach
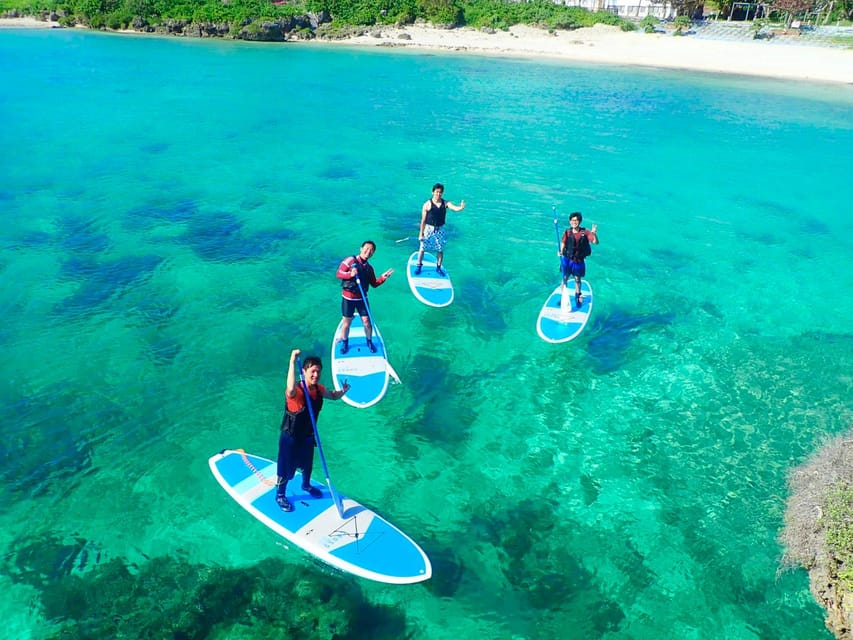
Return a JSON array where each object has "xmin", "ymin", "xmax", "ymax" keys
[
  {"xmin": 3, "ymin": 16, "xmax": 852, "ymax": 85},
  {"xmin": 327, "ymin": 23, "xmax": 853, "ymax": 85},
  {"xmin": 0, "ymin": 17, "xmax": 62, "ymax": 29}
]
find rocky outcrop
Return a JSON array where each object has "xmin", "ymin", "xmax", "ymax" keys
[
  {"xmin": 780, "ymin": 433, "xmax": 853, "ymax": 639},
  {"xmin": 810, "ymin": 557, "xmax": 852, "ymax": 639},
  {"xmin": 236, "ymin": 20, "xmax": 286, "ymax": 41},
  {"xmin": 3, "ymin": 10, "xmax": 335, "ymax": 41},
  {"xmin": 122, "ymin": 11, "xmax": 330, "ymax": 41}
]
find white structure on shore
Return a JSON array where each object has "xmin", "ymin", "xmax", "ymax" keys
[{"xmin": 560, "ymin": 0, "xmax": 675, "ymax": 19}]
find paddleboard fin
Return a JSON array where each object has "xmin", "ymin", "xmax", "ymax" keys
[{"xmin": 386, "ymin": 361, "xmax": 401, "ymax": 384}]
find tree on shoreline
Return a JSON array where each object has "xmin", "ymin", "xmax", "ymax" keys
[
  {"xmin": 780, "ymin": 428, "xmax": 853, "ymax": 640},
  {"xmin": 771, "ymin": 0, "xmax": 817, "ymax": 26}
]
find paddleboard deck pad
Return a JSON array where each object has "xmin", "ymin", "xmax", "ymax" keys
[
  {"xmin": 209, "ymin": 449, "xmax": 431, "ymax": 584},
  {"xmin": 406, "ymin": 251, "xmax": 454, "ymax": 307},
  {"xmin": 331, "ymin": 315, "xmax": 390, "ymax": 409},
  {"xmin": 536, "ymin": 279, "xmax": 593, "ymax": 343}
]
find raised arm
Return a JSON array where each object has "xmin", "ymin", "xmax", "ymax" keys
[
  {"xmin": 367, "ymin": 264, "xmax": 394, "ymax": 288},
  {"xmin": 447, "ymin": 199, "xmax": 466, "ymax": 212},
  {"xmin": 285, "ymin": 348, "xmax": 300, "ymax": 399},
  {"xmin": 589, "ymin": 223, "xmax": 599, "ymax": 244}
]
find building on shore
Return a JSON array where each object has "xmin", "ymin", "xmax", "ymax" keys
[{"xmin": 558, "ymin": 0, "xmax": 676, "ymax": 19}]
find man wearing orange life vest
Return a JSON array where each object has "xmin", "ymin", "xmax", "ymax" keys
[{"xmin": 276, "ymin": 349, "xmax": 349, "ymax": 512}]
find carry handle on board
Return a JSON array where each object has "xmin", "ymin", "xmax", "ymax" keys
[
  {"xmin": 297, "ymin": 356, "xmax": 345, "ymax": 518},
  {"xmin": 354, "ymin": 273, "xmax": 401, "ymax": 384}
]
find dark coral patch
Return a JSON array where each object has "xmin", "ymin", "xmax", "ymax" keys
[
  {"xmin": 125, "ymin": 198, "xmax": 199, "ymax": 231},
  {"xmin": 2, "ymin": 541, "xmax": 408, "ymax": 640},
  {"xmin": 398, "ymin": 356, "xmax": 474, "ymax": 450},
  {"xmin": 57, "ymin": 216, "xmax": 111, "ymax": 255},
  {"xmin": 57, "ymin": 254, "xmax": 164, "ymax": 316},
  {"xmin": 180, "ymin": 211, "xmax": 296, "ymax": 263},
  {"xmin": 586, "ymin": 308, "xmax": 675, "ymax": 374},
  {"xmin": 0, "ymin": 390, "xmax": 98, "ymax": 498}
]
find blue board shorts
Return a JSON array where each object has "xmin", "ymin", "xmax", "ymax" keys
[
  {"xmin": 342, "ymin": 297, "xmax": 369, "ymax": 318},
  {"xmin": 561, "ymin": 257, "xmax": 586, "ymax": 279},
  {"xmin": 420, "ymin": 224, "xmax": 447, "ymax": 252}
]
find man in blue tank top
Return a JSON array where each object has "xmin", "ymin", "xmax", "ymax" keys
[{"xmin": 415, "ymin": 182, "xmax": 466, "ymax": 277}]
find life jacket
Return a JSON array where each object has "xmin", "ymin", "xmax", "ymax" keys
[
  {"xmin": 562, "ymin": 228, "xmax": 592, "ymax": 261},
  {"xmin": 281, "ymin": 385, "xmax": 323, "ymax": 440},
  {"xmin": 341, "ymin": 255, "xmax": 369, "ymax": 294},
  {"xmin": 425, "ymin": 199, "xmax": 447, "ymax": 227}
]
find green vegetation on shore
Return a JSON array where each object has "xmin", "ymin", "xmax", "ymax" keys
[
  {"xmin": 825, "ymin": 484, "xmax": 853, "ymax": 591},
  {"xmin": 0, "ymin": 0, "xmax": 635, "ymax": 34}
]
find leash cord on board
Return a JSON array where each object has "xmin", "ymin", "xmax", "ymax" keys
[{"xmin": 237, "ymin": 448, "xmax": 277, "ymax": 487}]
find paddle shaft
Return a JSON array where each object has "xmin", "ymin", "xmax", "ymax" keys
[
  {"xmin": 354, "ymin": 273, "xmax": 378, "ymax": 334},
  {"xmin": 551, "ymin": 205, "xmax": 563, "ymax": 262},
  {"xmin": 355, "ymin": 272, "xmax": 399, "ymax": 383},
  {"xmin": 553, "ymin": 205, "xmax": 562, "ymax": 275},
  {"xmin": 296, "ymin": 356, "xmax": 345, "ymax": 518}
]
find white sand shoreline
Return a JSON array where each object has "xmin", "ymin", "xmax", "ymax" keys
[
  {"xmin": 3, "ymin": 17, "xmax": 851, "ymax": 85},
  {"xmin": 324, "ymin": 24, "xmax": 853, "ymax": 85}
]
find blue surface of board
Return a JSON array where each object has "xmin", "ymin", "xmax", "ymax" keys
[
  {"xmin": 406, "ymin": 252, "xmax": 454, "ymax": 307},
  {"xmin": 536, "ymin": 280, "xmax": 593, "ymax": 343},
  {"xmin": 209, "ymin": 449, "xmax": 432, "ymax": 584},
  {"xmin": 331, "ymin": 315, "xmax": 390, "ymax": 409}
]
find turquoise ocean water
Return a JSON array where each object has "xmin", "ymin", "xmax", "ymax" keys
[{"xmin": 1, "ymin": 27, "xmax": 852, "ymax": 639}]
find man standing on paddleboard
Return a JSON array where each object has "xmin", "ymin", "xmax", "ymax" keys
[
  {"xmin": 276, "ymin": 349, "xmax": 350, "ymax": 512},
  {"xmin": 559, "ymin": 212, "xmax": 599, "ymax": 308},
  {"xmin": 415, "ymin": 183, "xmax": 466, "ymax": 276},
  {"xmin": 336, "ymin": 240, "xmax": 393, "ymax": 354}
]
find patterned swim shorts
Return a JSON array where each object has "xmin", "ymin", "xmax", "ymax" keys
[{"xmin": 420, "ymin": 224, "xmax": 447, "ymax": 252}]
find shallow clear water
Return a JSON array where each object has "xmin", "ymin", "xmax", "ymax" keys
[{"xmin": 1, "ymin": 28, "xmax": 851, "ymax": 639}]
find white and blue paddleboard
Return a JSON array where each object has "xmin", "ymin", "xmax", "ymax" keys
[
  {"xmin": 331, "ymin": 315, "xmax": 391, "ymax": 409},
  {"xmin": 406, "ymin": 252, "xmax": 454, "ymax": 308},
  {"xmin": 209, "ymin": 449, "xmax": 432, "ymax": 584},
  {"xmin": 536, "ymin": 279, "xmax": 593, "ymax": 344}
]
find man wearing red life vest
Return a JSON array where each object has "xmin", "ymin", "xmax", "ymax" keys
[
  {"xmin": 336, "ymin": 240, "xmax": 393, "ymax": 354},
  {"xmin": 559, "ymin": 211, "xmax": 599, "ymax": 308},
  {"xmin": 276, "ymin": 349, "xmax": 350, "ymax": 512}
]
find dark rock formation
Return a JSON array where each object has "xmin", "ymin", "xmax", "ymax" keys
[{"xmin": 237, "ymin": 20, "xmax": 285, "ymax": 41}]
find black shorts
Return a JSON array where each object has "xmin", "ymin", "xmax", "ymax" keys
[{"xmin": 342, "ymin": 297, "xmax": 368, "ymax": 318}]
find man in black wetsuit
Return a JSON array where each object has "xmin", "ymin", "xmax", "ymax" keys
[{"xmin": 275, "ymin": 348, "xmax": 350, "ymax": 512}]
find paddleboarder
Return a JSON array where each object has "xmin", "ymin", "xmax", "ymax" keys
[
  {"xmin": 276, "ymin": 349, "xmax": 350, "ymax": 512},
  {"xmin": 336, "ymin": 240, "xmax": 393, "ymax": 354},
  {"xmin": 558, "ymin": 212, "xmax": 599, "ymax": 308},
  {"xmin": 415, "ymin": 183, "xmax": 465, "ymax": 276}
]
